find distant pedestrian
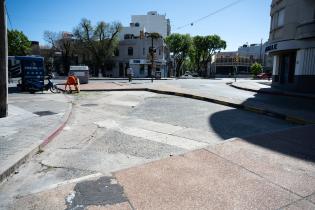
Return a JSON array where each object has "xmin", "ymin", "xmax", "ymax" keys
[{"xmin": 127, "ymin": 67, "xmax": 133, "ymax": 82}]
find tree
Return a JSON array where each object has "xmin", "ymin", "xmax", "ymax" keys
[
  {"xmin": 8, "ymin": 29, "xmax": 31, "ymax": 56},
  {"xmin": 197, "ymin": 35, "xmax": 226, "ymax": 77},
  {"xmin": 73, "ymin": 18, "xmax": 122, "ymax": 76},
  {"xmin": 43, "ymin": 31, "xmax": 76, "ymax": 75},
  {"xmin": 250, "ymin": 62, "xmax": 263, "ymax": 78},
  {"xmin": 165, "ymin": 33, "xmax": 192, "ymax": 77}
]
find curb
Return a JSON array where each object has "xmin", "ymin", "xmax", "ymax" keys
[
  {"xmin": 78, "ymin": 88, "xmax": 314, "ymax": 125},
  {"xmin": 0, "ymin": 96, "xmax": 73, "ymax": 183},
  {"xmin": 229, "ymin": 83, "xmax": 315, "ymax": 100}
]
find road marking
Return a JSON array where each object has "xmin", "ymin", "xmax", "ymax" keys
[
  {"xmin": 94, "ymin": 120, "xmax": 209, "ymax": 150},
  {"xmin": 27, "ymin": 173, "xmax": 103, "ymax": 195}
]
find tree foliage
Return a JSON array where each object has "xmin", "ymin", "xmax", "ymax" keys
[
  {"xmin": 250, "ymin": 62, "xmax": 263, "ymax": 77},
  {"xmin": 73, "ymin": 18, "xmax": 122, "ymax": 76},
  {"xmin": 166, "ymin": 33, "xmax": 226, "ymax": 77},
  {"xmin": 191, "ymin": 35, "xmax": 226, "ymax": 76},
  {"xmin": 8, "ymin": 30, "xmax": 31, "ymax": 56},
  {"xmin": 165, "ymin": 33, "xmax": 192, "ymax": 77},
  {"xmin": 43, "ymin": 31, "xmax": 76, "ymax": 75}
]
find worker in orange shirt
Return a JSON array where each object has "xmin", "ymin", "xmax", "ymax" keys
[{"xmin": 65, "ymin": 73, "xmax": 80, "ymax": 93}]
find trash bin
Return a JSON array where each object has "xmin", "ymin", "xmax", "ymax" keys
[{"xmin": 69, "ymin": 66, "xmax": 89, "ymax": 84}]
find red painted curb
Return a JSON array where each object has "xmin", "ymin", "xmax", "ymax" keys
[{"xmin": 0, "ymin": 96, "xmax": 73, "ymax": 183}]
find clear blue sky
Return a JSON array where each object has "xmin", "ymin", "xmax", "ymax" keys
[{"xmin": 6, "ymin": 0, "xmax": 271, "ymax": 51}]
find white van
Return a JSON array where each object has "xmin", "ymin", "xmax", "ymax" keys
[{"xmin": 69, "ymin": 66, "xmax": 89, "ymax": 84}]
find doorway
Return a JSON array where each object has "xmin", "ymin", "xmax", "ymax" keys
[{"xmin": 279, "ymin": 52, "xmax": 296, "ymax": 84}]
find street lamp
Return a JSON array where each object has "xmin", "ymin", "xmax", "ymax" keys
[{"xmin": 146, "ymin": 32, "xmax": 162, "ymax": 82}]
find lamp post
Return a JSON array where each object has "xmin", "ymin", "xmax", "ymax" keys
[
  {"xmin": 0, "ymin": 0, "xmax": 8, "ymax": 118},
  {"xmin": 146, "ymin": 32, "xmax": 162, "ymax": 82}
]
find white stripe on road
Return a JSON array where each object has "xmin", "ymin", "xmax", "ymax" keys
[{"xmin": 95, "ymin": 120, "xmax": 208, "ymax": 150}]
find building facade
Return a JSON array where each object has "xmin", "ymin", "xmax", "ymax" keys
[
  {"xmin": 266, "ymin": 0, "xmax": 315, "ymax": 92},
  {"xmin": 119, "ymin": 11, "xmax": 171, "ymax": 40},
  {"xmin": 112, "ymin": 11, "xmax": 171, "ymax": 78},
  {"xmin": 113, "ymin": 35, "xmax": 169, "ymax": 78},
  {"xmin": 212, "ymin": 43, "xmax": 272, "ymax": 76}
]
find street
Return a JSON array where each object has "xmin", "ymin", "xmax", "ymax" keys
[{"xmin": 0, "ymin": 88, "xmax": 300, "ymax": 209}]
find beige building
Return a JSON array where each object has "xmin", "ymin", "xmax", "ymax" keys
[{"xmin": 266, "ymin": 0, "xmax": 315, "ymax": 92}]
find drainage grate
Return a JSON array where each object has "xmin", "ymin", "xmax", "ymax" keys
[
  {"xmin": 33, "ymin": 111, "xmax": 57, "ymax": 116},
  {"xmin": 81, "ymin": 103, "xmax": 98, "ymax": 107}
]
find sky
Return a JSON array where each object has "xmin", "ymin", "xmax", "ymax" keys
[{"xmin": 6, "ymin": 0, "xmax": 271, "ymax": 51}]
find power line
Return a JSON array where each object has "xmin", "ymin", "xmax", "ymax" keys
[
  {"xmin": 176, "ymin": 0, "xmax": 245, "ymax": 30},
  {"xmin": 5, "ymin": 4, "xmax": 13, "ymax": 29}
]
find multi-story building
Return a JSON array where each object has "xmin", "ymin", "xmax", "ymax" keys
[
  {"xmin": 119, "ymin": 11, "xmax": 171, "ymax": 40},
  {"xmin": 212, "ymin": 43, "xmax": 272, "ymax": 76},
  {"xmin": 266, "ymin": 0, "xmax": 315, "ymax": 92},
  {"xmin": 112, "ymin": 11, "xmax": 171, "ymax": 78}
]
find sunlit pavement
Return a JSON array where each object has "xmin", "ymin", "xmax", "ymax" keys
[{"xmin": 0, "ymin": 89, "xmax": 314, "ymax": 209}]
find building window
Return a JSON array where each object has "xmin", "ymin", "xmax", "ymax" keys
[
  {"xmin": 143, "ymin": 48, "xmax": 145, "ymax": 56},
  {"xmin": 140, "ymin": 65, "xmax": 145, "ymax": 74},
  {"xmin": 128, "ymin": 47, "xmax": 133, "ymax": 56},
  {"xmin": 135, "ymin": 22, "xmax": 140, "ymax": 27},
  {"xmin": 271, "ymin": 8, "xmax": 285, "ymax": 30}
]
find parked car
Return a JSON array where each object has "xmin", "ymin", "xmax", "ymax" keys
[{"xmin": 257, "ymin": 72, "xmax": 272, "ymax": 80}]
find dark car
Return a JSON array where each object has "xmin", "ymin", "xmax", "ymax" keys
[{"xmin": 257, "ymin": 72, "xmax": 272, "ymax": 80}]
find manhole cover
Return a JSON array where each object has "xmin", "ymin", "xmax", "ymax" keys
[
  {"xmin": 33, "ymin": 111, "xmax": 57, "ymax": 116},
  {"xmin": 81, "ymin": 104, "xmax": 98, "ymax": 107}
]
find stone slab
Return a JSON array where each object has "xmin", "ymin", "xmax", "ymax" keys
[{"xmin": 115, "ymin": 149, "xmax": 299, "ymax": 210}]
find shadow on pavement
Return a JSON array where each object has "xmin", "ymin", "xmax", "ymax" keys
[{"xmin": 209, "ymin": 107, "xmax": 315, "ymax": 162}]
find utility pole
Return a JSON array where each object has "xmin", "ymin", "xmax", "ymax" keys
[{"xmin": 0, "ymin": 0, "xmax": 8, "ymax": 118}]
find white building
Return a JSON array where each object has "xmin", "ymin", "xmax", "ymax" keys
[
  {"xmin": 267, "ymin": 0, "xmax": 315, "ymax": 92},
  {"xmin": 111, "ymin": 11, "xmax": 171, "ymax": 78},
  {"xmin": 119, "ymin": 11, "xmax": 171, "ymax": 40}
]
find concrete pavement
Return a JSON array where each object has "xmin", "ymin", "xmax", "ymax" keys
[
  {"xmin": 115, "ymin": 125, "xmax": 315, "ymax": 209},
  {"xmin": 230, "ymin": 80, "xmax": 315, "ymax": 100},
  {"xmin": 6, "ymin": 124, "xmax": 315, "ymax": 210},
  {"xmin": 0, "ymin": 92, "xmax": 72, "ymax": 183},
  {"xmin": 69, "ymin": 80, "xmax": 315, "ymax": 124}
]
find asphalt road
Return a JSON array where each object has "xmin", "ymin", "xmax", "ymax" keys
[{"xmin": 0, "ymin": 91, "xmax": 297, "ymax": 209}]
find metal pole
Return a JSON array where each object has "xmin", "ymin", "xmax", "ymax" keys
[{"xmin": 0, "ymin": 0, "xmax": 8, "ymax": 118}]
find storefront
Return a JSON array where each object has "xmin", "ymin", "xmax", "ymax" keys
[{"xmin": 266, "ymin": 40, "xmax": 315, "ymax": 93}]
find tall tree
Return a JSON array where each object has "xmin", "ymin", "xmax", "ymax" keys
[
  {"xmin": 8, "ymin": 29, "xmax": 31, "ymax": 56},
  {"xmin": 73, "ymin": 18, "xmax": 122, "ymax": 76},
  {"xmin": 199, "ymin": 35, "xmax": 226, "ymax": 77},
  {"xmin": 43, "ymin": 31, "xmax": 76, "ymax": 75},
  {"xmin": 165, "ymin": 33, "xmax": 191, "ymax": 77}
]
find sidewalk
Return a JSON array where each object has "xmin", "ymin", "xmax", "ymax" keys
[
  {"xmin": 114, "ymin": 125, "xmax": 315, "ymax": 210},
  {"xmin": 73, "ymin": 81, "xmax": 315, "ymax": 124},
  {"xmin": 0, "ymin": 92, "xmax": 72, "ymax": 183},
  {"xmin": 9, "ymin": 125, "xmax": 315, "ymax": 209},
  {"xmin": 230, "ymin": 80, "xmax": 315, "ymax": 100}
]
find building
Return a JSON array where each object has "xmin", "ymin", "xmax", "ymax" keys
[
  {"xmin": 112, "ymin": 12, "xmax": 171, "ymax": 78},
  {"xmin": 212, "ymin": 43, "xmax": 272, "ymax": 76},
  {"xmin": 266, "ymin": 0, "xmax": 315, "ymax": 92},
  {"xmin": 119, "ymin": 11, "xmax": 171, "ymax": 40}
]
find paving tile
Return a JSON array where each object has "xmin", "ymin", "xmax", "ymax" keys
[
  {"xmin": 206, "ymin": 138, "xmax": 315, "ymax": 197},
  {"xmin": 115, "ymin": 149, "xmax": 299, "ymax": 210},
  {"xmin": 282, "ymin": 199, "xmax": 315, "ymax": 210}
]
